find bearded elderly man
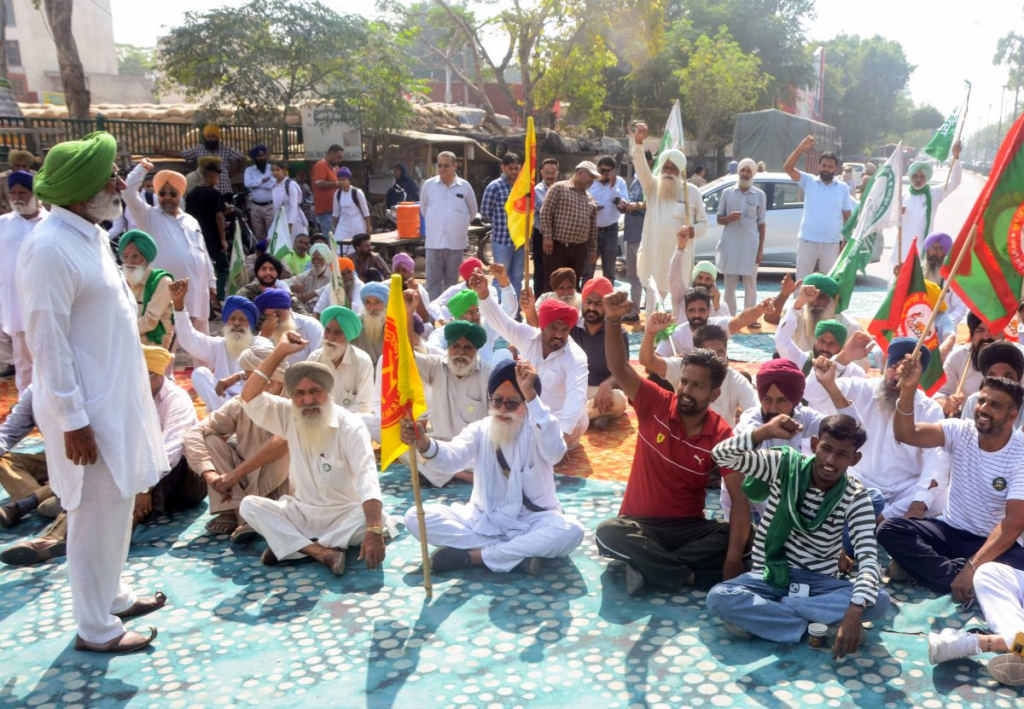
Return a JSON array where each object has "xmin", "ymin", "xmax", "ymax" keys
[
  {"xmin": 716, "ymin": 158, "xmax": 766, "ymax": 316},
  {"xmin": 254, "ymin": 288, "xmax": 323, "ymax": 365},
  {"xmin": 401, "ymin": 359, "xmax": 584, "ymax": 574},
  {"xmin": 237, "ymin": 332, "xmax": 394, "ymax": 576},
  {"xmin": 430, "ymin": 256, "xmax": 518, "ymax": 321},
  {"xmin": 920, "ymin": 232, "xmax": 967, "ymax": 326},
  {"xmin": 19, "ymin": 132, "xmax": 169, "ymax": 653},
  {"xmin": 630, "ymin": 122, "xmax": 708, "ymax": 313},
  {"xmin": 119, "ymin": 230, "xmax": 174, "ymax": 351},
  {"xmin": 0, "ymin": 170, "xmax": 48, "ymax": 392},
  {"xmin": 892, "ymin": 143, "xmax": 962, "ymax": 269},
  {"xmin": 774, "ymin": 316, "xmax": 870, "ymax": 415},
  {"xmin": 170, "ymin": 280, "xmax": 271, "ymax": 411},
  {"xmin": 771, "ymin": 274, "xmax": 864, "ymax": 359},
  {"xmin": 308, "ymin": 306, "xmax": 374, "ymax": 415},
  {"xmin": 352, "ymin": 281, "xmax": 389, "ymax": 366},
  {"xmin": 425, "ymin": 288, "xmax": 513, "ymax": 365},
  {"xmin": 288, "ymin": 242, "xmax": 333, "ymax": 310},
  {"xmin": 0, "ymin": 149, "xmax": 37, "ymax": 214},
  {"xmin": 313, "ymin": 257, "xmax": 364, "ymax": 317},
  {"xmin": 471, "ymin": 269, "xmax": 589, "ymax": 450},
  {"xmin": 125, "ymin": 158, "xmax": 217, "ymax": 336}
]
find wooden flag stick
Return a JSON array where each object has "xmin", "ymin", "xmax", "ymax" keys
[
  {"xmin": 406, "ymin": 414, "xmax": 433, "ymax": 599},
  {"xmin": 910, "ymin": 223, "xmax": 978, "ymax": 361},
  {"xmin": 954, "ymin": 347, "xmax": 973, "ymax": 397},
  {"xmin": 523, "ymin": 196, "xmax": 532, "ymax": 294}
]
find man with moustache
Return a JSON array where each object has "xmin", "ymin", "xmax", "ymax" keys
[
  {"xmin": 308, "ymin": 306, "xmax": 374, "ymax": 415},
  {"xmin": 425, "ymin": 286, "xmax": 513, "ymax": 366},
  {"xmin": 533, "ymin": 267, "xmax": 580, "ymax": 312},
  {"xmin": 119, "ymin": 230, "xmax": 174, "ymax": 351},
  {"xmin": 532, "ymin": 158, "xmax": 561, "ymax": 296},
  {"xmin": 570, "ymin": 277, "xmax": 629, "ymax": 430},
  {"xmin": 771, "ymin": 275, "xmax": 863, "ymax": 356},
  {"xmin": 539, "ymin": 162, "xmax": 599, "ymax": 293},
  {"xmin": 161, "ymin": 124, "xmax": 246, "ymax": 197},
  {"xmin": 312, "ymin": 257, "xmax": 364, "ymax": 316},
  {"xmin": 920, "ymin": 232, "xmax": 967, "ymax": 326},
  {"xmin": 654, "ymin": 285, "xmax": 773, "ymax": 360},
  {"xmin": 0, "ymin": 170, "xmax": 48, "ymax": 391},
  {"xmin": 481, "ymin": 152, "xmax": 525, "ymax": 301},
  {"xmin": 351, "ymin": 282, "xmax": 389, "ymax": 366},
  {"xmin": 288, "ymin": 243, "xmax": 333, "ymax": 311},
  {"xmin": 774, "ymin": 318, "xmax": 871, "ymax": 415},
  {"xmin": 587, "ymin": 154, "xmax": 628, "ymax": 282},
  {"xmin": 935, "ymin": 313, "xmax": 1005, "ymax": 416},
  {"xmin": 237, "ymin": 332, "xmax": 393, "ymax": 576},
  {"xmin": 716, "ymin": 158, "xmax": 766, "ymax": 316},
  {"xmin": 239, "ymin": 253, "xmax": 303, "ymax": 313},
  {"xmin": 0, "ymin": 149, "xmax": 37, "ymax": 214},
  {"xmin": 630, "ymin": 122, "xmax": 708, "ymax": 313},
  {"xmin": 254, "ymin": 288, "xmax": 323, "ymax": 365},
  {"xmin": 596, "ymin": 291, "xmax": 751, "ymax": 596},
  {"xmin": 430, "ymin": 257, "xmax": 517, "ymax": 323},
  {"xmin": 689, "ymin": 261, "xmax": 730, "ymax": 317},
  {"xmin": 243, "ymin": 145, "xmax": 275, "ymax": 239},
  {"xmin": 892, "ymin": 144, "xmax": 962, "ymax": 270},
  {"xmin": 400, "ymin": 359, "xmax": 584, "ymax": 575},
  {"xmin": 960, "ymin": 342, "xmax": 1024, "ymax": 430}
]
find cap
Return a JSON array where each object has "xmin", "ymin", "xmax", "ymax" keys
[{"xmin": 575, "ymin": 161, "xmax": 600, "ymax": 177}]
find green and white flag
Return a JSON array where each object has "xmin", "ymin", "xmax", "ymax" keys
[
  {"xmin": 924, "ymin": 81, "xmax": 970, "ymax": 162},
  {"xmin": 226, "ymin": 218, "xmax": 247, "ymax": 296},
  {"xmin": 267, "ymin": 207, "xmax": 294, "ymax": 260},
  {"xmin": 659, "ymin": 100, "xmax": 685, "ymax": 153},
  {"xmin": 829, "ymin": 144, "xmax": 903, "ymax": 313}
]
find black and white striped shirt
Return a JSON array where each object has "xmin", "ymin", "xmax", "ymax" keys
[{"xmin": 712, "ymin": 432, "xmax": 881, "ymax": 606}]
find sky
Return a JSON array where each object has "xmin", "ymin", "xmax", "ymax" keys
[{"xmin": 109, "ymin": 0, "xmax": 1021, "ymax": 135}]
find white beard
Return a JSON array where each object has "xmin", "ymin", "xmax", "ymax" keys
[
  {"xmin": 361, "ymin": 312, "xmax": 385, "ymax": 344},
  {"xmin": 488, "ymin": 409, "xmax": 525, "ymax": 449},
  {"xmin": 292, "ymin": 396, "xmax": 334, "ymax": 452},
  {"xmin": 319, "ymin": 340, "xmax": 347, "ymax": 364},
  {"xmin": 272, "ymin": 319, "xmax": 298, "ymax": 345},
  {"xmin": 312, "ymin": 264, "xmax": 327, "ymax": 278},
  {"xmin": 11, "ymin": 198, "xmax": 38, "ymax": 217},
  {"xmin": 738, "ymin": 177, "xmax": 753, "ymax": 190},
  {"xmin": 224, "ymin": 328, "xmax": 254, "ymax": 361},
  {"xmin": 558, "ymin": 293, "xmax": 579, "ymax": 308},
  {"xmin": 84, "ymin": 190, "xmax": 123, "ymax": 222},
  {"xmin": 874, "ymin": 379, "xmax": 900, "ymax": 414},
  {"xmin": 448, "ymin": 354, "xmax": 474, "ymax": 378},
  {"xmin": 656, "ymin": 174, "xmax": 682, "ymax": 204},
  {"xmin": 123, "ymin": 265, "xmax": 147, "ymax": 287}
]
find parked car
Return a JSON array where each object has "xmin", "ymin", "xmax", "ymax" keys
[
  {"xmin": 693, "ymin": 173, "xmax": 883, "ymax": 268},
  {"xmin": 844, "ymin": 162, "xmax": 866, "ymax": 186}
]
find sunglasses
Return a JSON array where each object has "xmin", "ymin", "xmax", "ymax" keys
[
  {"xmin": 159, "ymin": 190, "xmax": 179, "ymax": 197},
  {"xmin": 436, "ymin": 163, "xmax": 454, "ymax": 168},
  {"xmin": 489, "ymin": 397, "xmax": 523, "ymax": 412},
  {"xmin": 599, "ymin": 168, "xmax": 614, "ymax": 174}
]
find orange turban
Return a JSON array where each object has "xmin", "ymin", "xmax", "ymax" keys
[
  {"xmin": 337, "ymin": 257, "xmax": 355, "ymax": 272},
  {"xmin": 153, "ymin": 170, "xmax": 186, "ymax": 196}
]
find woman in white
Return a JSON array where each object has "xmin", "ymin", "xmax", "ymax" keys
[
  {"xmin": 332, "ymin": 166, "xmax": 371, "ymax": 251},
  {"xmin": 270, "ymin": 161, "xmax": 307, "ymax": 236}
]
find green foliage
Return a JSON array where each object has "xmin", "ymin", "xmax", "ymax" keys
[
  {"xmin": 534, "ymin": 39, "xmax": 617, "ymax": 131},
  {"xmin": 116, "ymin": 44, "xmax": 157, "ymax": 79},
  {"xmin": 993, "ymin": 31, "xmax": 1024, "ymax": 95},
  {"xmin": 907, "ymin": 104, "xmax": 944, "ymax": 131},
  {"xmin": 158, "ymin": 0, "xmax": 417, "ymax": 136}
]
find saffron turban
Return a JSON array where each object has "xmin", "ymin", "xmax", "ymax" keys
[
  {"xmin": 692, "ymin": 261, "xmax": 718, "ymax": 281},
  {"xmin": 336, "ymin": 167, "xmax": 353, "ymax": 180},
  {"xmin": 142, "ymin": 345, "xmax": 174, "ymax": 376},
  {"xmin": 153, "ymin": 170, "xmax": 186, "ymax": 196},
  {"xmin": 34, "ymin": 131, "xmax": 117, "ymax": 206},
  {"xmin": 886, "ymin": 336, "xmax": 931, "ymax": 371},
  {"xmin": 447, "ymin": 289, "xmax": 479, "ymax": 319},
  {"xmin": 445, "ymin": 321, "xmax": 486, "ymax": 349},
  {"xmin": 254, "ymin": 253, "xmax": 284, "ymax": 278},
  {"xmin": 814, "ymin": 320, "xmax": 848, "ymax": 348},
  {"xmin": 237, "ymin": 345, "xmax": 288, "ymax": 382},
  {"xmin": 203, "ymin": 125, "xmax": 221, "ymax": 139},
  {"xmin": 254, "ymin": 288, "xmax": 291, "ymax": 312},
  {"xmin": 488, "ymin": 359, "xmax": 542, "ymax": 398},
  {"xmin": 459, "ymin": 257, "xmax": 484, "ymax": 282},
  {"xmin": 538, "ymin": 299, "xmax": 578, "ymax": 330},
  {"xmin": 581, "ymin": 277, "xmax": 613, "ymax": 302},
  {"xmin": 7, "ymin": 170, "xmax": 33, "ymax": 191},
  {"xmin": 979, "ymin": 341, "xmax": 1024, "ymax": 380},
  {"xmin": 803, "ymin": 273, "xmax": 839, "ymax": 298},
  {"xmin": 320, "ymin": 305, "xmax": 362, "ymax": 340},
  {"xmin": 337, "ymin": 257, "xmax": 355, "ymax": 272},
  {"xmin": 392, "ymin": 252, "xmax": 415, "ymax": 273},
  {"xmin": 549, "ymin": 267, "xmax": 576, "ymax": 290},
  {"xmin": 908, "ymin": 161, "xmax": 932, "ymax": 182},
  {"xmin": 756, "ymin": 359, "xmax": 806, "ymax": 408},
  {"xmin": 283, "ymin": 361, "xmax": 334, "ymax": 397},
  {"xmin": 924, "ymin": 281, "xmax": 947, "ymax": 313},
  {"xmin": 118, "ymin": 229, "xmax": 157, "ymax": 263},
  {"xmin": 249, "ymin": 145, "xmax": 268, "ymax": 159},
  {"xmin": 222, "ymin": 295, "xmax": 258, "ymax": 328},
  {"xmin": 309, "ymin": 243, "xmax": 332, "ymax": 263},
  {"xmin": 361, "ymin": 282, "xmax": 389, "ymax": 305},
  {"xmin": 923, "ymin": 232, "xmax": 952, "ymax": 254}
]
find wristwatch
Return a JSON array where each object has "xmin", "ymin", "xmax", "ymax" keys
[{"xmin": 366, "ymin": 526, "xmax": 385, "ymax": 536}]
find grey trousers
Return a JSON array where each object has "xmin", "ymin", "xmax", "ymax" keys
[{"xmin": 426, "ymin": 248, "xmax": 463, "ymax": 300}]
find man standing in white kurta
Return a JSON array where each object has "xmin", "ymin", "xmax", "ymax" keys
[
  {"xmin": 891, "ymin": 142, "xmax": 962, "ymax": 270},
  {"xmin": 630, "ymin": 122, "xmax": 708, "ymax": 313},
  {"xmin": 401, "ymin": 359, "xmax": 584, "ymax": 574},
  {"xmin": 238, "ymin": 333, "xmax": 393, "ymax": 576},
  {"xmin": 20, "ymin": 132, "xmax": 169, "ymax": 653}
]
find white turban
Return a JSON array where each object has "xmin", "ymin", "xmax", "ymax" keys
[
  {"xmin": 654, "ymin": 149, "xmax": 687, "ymax": 176},
  {"xmin": 737, "ymin": 158, "xmax": 757, "ymax": 174}
]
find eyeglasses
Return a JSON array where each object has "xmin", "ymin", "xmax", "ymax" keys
[
  {"xmin": 436, "ymin": 162, "xmax": 454, "ymax": 168},
  {"xmin": 159, "ymin": 190, "xmax": 179, "ymax": 197},
  {"xmin": 599, "ymin": 167, "xmax": 614, "ymax": 175},
  {"xmin": 489, "ymin": 397, "xmax": 523, "ymax": 412}
]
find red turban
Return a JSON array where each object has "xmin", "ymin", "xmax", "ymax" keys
[
  {"xmin": 756, "ymin": 358, "xmax": 806, "ymax": 408},
  {"xmin": 459, "ymin": 257, "xmax": 484, "ymax": 282},
  {"xmin": 538, "ymin": 299, "xmax": 578, "ymax": 330},
  {"xmin": 581, "ymin": 277, "xmax": 613, "ymax": 302}
]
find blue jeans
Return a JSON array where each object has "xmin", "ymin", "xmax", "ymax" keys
[
  {"xmin": 842, "ymin": 487, "xmax": 886, "ymax": 557},
  {"xmin": 491, "ymin": 242, "xmax": 525, "ymax": 303},
  {"xmin": 316, "ymin": 212, "xmax": 334, "ymax": 240},
  {"xmin": 597, "ymin": 225, "xmax": 619, "ymax": 283},
  {"xmin": 706, "ymin": 569, "xmax": 891, "ymax": 643}
]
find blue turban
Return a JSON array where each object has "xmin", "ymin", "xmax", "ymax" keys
[
  {"xmin": 249, "ymin": 145, "xmax": 268, "ymax": 159},
  {"xmin": 254, "ymin": 288, "xmax": 291, "ymax": 312},
  {"xmin": 255, "ymin": 238, "xmax": 269, "ymax": 252},
  {"xmin": 7, "ymin": 170, "xmax": 33, "ymax": 191},
  {"xmin": 488, "ymin": 359, "xmax": 541, "ymax": 398},
  {"xmin": 361, "ymin": 282, "xmax": 389, "ymax": 305},
  {"xmin": 222, "ymin": 295, "xmax": 258, "ymax": 328},
  {"xmin": 412, "ymin": 313, "xmax": 425, "ymax": 336},
  {"xmin": 886, "ymin": 336, "xmax": 931, "ymax": 372}
]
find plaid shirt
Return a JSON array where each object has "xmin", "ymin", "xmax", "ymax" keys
[
  {"xmin": 539, "ymin": 180, "xmax": 598, "ymax": 252},
  {"xmin": 480, "ymin": 175, "xmax": 514, "ymax": 247},
  {"xmin": 181, "ymin": 145, "xmax": 245, "ymax": 195}
]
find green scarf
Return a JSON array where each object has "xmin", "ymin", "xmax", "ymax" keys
[
  {"xmin": 142, "ymin": 269, "xmax": 174, "ymax": 345},
  {"xmin": 908, "ymin": 184, "xmax": 933, "ymax": 241},
  {"xmin": 743, "ymin": 446, "xmax": 847, "ymax": 588}
]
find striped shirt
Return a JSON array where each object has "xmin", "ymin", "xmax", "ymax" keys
[
  {"xmin": 181, "ymin": 145, "xmax": 245, "ymax": 195},
  {"xmin": 940, "ymin": 419, "xmax": 1024, "ymax": 539},
  {"xmin": 480, "ymin": 175, "xmax": 514, "ymax": 247},
  {"xmin": 538, "ymin": 180, "xmax": 598, "ymax": 252},
  {"xmin": 712, "ymin": 432, "xmax": 881, "ymax": 606}
]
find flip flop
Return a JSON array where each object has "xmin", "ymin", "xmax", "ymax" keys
[
  {"xmin": 114, "ymin": 592, "xmax": 167, "ymax": 619},
  {"xmin": 75, "ymin": 627, "xmax": 157, "ymax": 653},
  {"xmin": 205, "ymin": 513, "xmax": 237, "ymax": 536},
  {"xmin": 230, "ymin": 523, "xmax": 259, "ymax": 544}
]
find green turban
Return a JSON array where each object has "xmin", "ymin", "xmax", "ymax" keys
[
  {"xmin": 118, "ymin": 229, "xmax": 158, "ymax": 263},
  {"xmin": 283, "ymin": 361, "xmax": 335, "ymax": 397},
  {"xmin": 692, "ymin": 261, "xmax": 718, "ymax": 281},
  {"xmin": 448, "ymin": 289, "xmax": 479, "ymax": 319},
  {"xmin": 34, "ymin": 131, "xmax": 118, "ymax": 206},
  {"xmin": 908, "ymin": 161, "xmax": 933, "ymax": 182},
  {"xmin": 814, "ymin": 319, "xmax": 848, "ymax": 347},
  {"xmin": 802, "ymin": 273, "xmax": 839, "ymax": 298},
  {"xmin": 320, "ymin": 305, "xmax": 362, "ymax": 341},
  {"xmin": 445, "ymin": 321, "xmax": 486, "ymax": 350}
]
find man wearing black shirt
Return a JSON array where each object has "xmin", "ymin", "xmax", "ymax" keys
[
  {"xmin": 570, "ymin": 277, "xmax": 629, "ymax": 430},
  {"xmin": 186, "ymin": 163, "xmax": 229, "ymax": 300}
]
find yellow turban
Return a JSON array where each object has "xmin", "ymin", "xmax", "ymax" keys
[
  {"xmin": 203, "ymin": 124, "xmax": 221, "ymax": 139},
  {"xmin": 142, "ymin": 345, "xmax": 174, "ymax": 375},
  {"xmin": 153, "ymin": 170, "xmax": 187, "ymax": 196}
]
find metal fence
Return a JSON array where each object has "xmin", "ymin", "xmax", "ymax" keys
[{"xmin": 0, "ymin": 116, "xmax": 303, "ymax": 160}]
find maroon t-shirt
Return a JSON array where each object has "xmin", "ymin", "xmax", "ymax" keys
[{"xmin": 619, "ymin": 379, "xmax": 735, "ymax": 518}]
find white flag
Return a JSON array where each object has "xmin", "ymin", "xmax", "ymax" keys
[
  {"xmin": 659, "ymin": 100, "xmax": 685, "ymax": 153},
  {"xmin": 268, "ymin": 207, "xmax": 294, "ymax": 260},
  {"xmin": 846, "ymin": 143, "xmax": 902, "ymax": 246}
]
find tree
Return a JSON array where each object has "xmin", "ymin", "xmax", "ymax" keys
[
  {"xmin": 158, "ymin": 0, "xmax": 417, "ymax": 137},
  {"xmin": 907, "ymin": 104, "xmax": 943, "ymax": 132},
  {"xmin": 994, "ymin": 30, "xmax": 1024, "ymax": 116},
  {"xmin": 676, "ymin": 28, "xmax": 769, "ymax": 160},
  {"xmin": 116, "ymin": 44, "xmax": 157, "ymax": 80},
  {"xmin": 35, "ymin": 0, "xmax": 90, "ymax": 118}
]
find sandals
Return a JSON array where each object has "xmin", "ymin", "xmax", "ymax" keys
[
  {"xmin": 205, "ymin": 513, "xmax": 237, "ymax": 536},
  {"xmin": 230, "ymin": 523, "xmax": 259, "ymax": 544},
  {"xmin": 114, "ymin": 591, "xmax": 167, "ymax": 619},
  {"xmin": 75, "ymin": 627, "xmax": 157, "ymax": 653}
]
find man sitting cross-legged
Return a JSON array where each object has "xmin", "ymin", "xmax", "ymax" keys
[
  {"xmin": 595, "ymin": 292, "xmax": 752, "ymax": 595},
  {"xmin": 654, "ymin": 285, "xmax": 773, "ymax": 360},
  {"xmin": 570, "ymin": 277, "xmax": 630, "ymax": 430},
  {"xmin": 706, "ymin": 413, "xmax": 889, "ymax": 659},
  {"xmin": 400, "ymin": 359, "xmax": 584, "ymax": 575},
  {"xmin": 183, "ymin": 344, "xmax": 291, "ymax": 540},
  {"xmin": 236, "ymin": 332, "xmax": 394, "ymax": 576}
]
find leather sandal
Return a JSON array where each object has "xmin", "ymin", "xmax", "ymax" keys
[
  {"xmin": 74, "ymin": 627, "xmax": 157, "ymax": 653},
  {"xmin": 114, "ymin": 591, "xmax": 167, "ymax": 619}
]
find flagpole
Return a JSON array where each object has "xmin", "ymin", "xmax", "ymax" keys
[
  {"xmin": 910, "ymin": 222, "xmax": 978, "ymax": 360},
  {"xmin": 896, "ymin": 149, "xmax": 904, "ymax": 269},
  {"xmin": 523, "ymin": 197, "xmax": 532, "ymax": 294},
  {"xmin": 954, "ymin": 349, "xmax": 973, "ymax": 397},
  {"xmin": 406, "ymin": 416, "xmax": 433, "ymax": 599},
  {"xmin": 944, "ymin": 90, "xmax": 970, "ymax": 190}
]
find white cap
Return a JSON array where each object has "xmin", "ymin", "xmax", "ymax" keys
[{"xmin": 575, "ymin": 160, "xmax": 600, "ymax": 177}]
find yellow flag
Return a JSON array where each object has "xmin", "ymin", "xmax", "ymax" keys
[
  {"xmin": 504, "ymin": 116, "xmax": 537, "ymax": 249},
  {"xmin": 379, "ymin": 274, "xmax": 427, "ymax": 470}
]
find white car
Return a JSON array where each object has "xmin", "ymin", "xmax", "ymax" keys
[
  {"xmin": 693, "ymin": 172, "xmax": 882, "ymax": 268},
  {"xmin": 844, "ymin": 162, "xmax": 866, "ymax": 186}
]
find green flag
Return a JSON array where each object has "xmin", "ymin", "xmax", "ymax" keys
[
  {"xmin": 659, "ymin": 100, "xmax": 685, "ymax": 153},
  {"xmin": 829, "ymin": 144, "xmax": 902, "ymax": 313},
  {"xmin": 267, "ymin": 207, "xmax": 294, "ymax": 260},
  {"xmin": 924, "ymin": 81, "xmax": 970, "ymax": 162},
  {"xmin": 227, "ymin": 219, "xmax": 247, "ymax": 296}
]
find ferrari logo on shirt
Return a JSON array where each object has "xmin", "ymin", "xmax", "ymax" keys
[
  {"xmin": 993, "ymin": 477, "xmax": 1008, "ymax": 492},
  {"xmin": 656, "ymin": 433, "xmax": 665, "ymax": 444}
]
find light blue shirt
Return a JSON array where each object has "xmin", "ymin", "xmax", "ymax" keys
[
  {"xmin": 796, "ymin": 171, "xmax": 855, "ymax": 243},
  {"xmin": 534, "ymin": 180, "xmax": 552, "ymax": 222},
  {"xmin": 243, "ymin": 165, "xmax": 275, "ymax": 204},
  {"xmin": 588, "ymin": 175, "xmax": 629, "ymax": 228}
]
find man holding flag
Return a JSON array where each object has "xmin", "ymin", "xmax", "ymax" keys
[
  {"xmin": 894, "ymin": 142, "xmax": 961, "ymax": 271},
  {"xmin": 481, "ymin": 153, "xmax": 524, "ymax": 302}
]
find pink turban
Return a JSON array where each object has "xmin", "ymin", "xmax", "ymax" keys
[
  {"xmin": 538, "ymin": 299, "xmax": 578, "ymax": 330},
  {"xmin": 459, "ymin": 257, "xmax": 484, "ymax": 283}
]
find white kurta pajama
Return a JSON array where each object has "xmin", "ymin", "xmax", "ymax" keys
[
  {"xmin": 407, "ymin": 398, "xmax": 585, "ymax": 572},
  {"xmin": 239, "ymin": 393, "xmax": 395, "ymax": 560},
  {"xmin": 308, "ymin": 345, "xmax": 374, "ymax": 414},
  {"xmin": 18, "ymin": 206, "xmax": 168, "ymax": 644},
  {"xmin": 891, "ymin": 160, "xmax": 961, "ymax": 268},
  {"xmin": 0, "ymin": 207, "xmax": 48, "ymax": 392}
]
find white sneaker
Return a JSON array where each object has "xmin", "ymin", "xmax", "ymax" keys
[
  {"xmin": 928, "ymin": 628, "xmax": 980, "ymax": 665},
  {"xmin": 988, "ymin": 654, "xmax": 1024, "ymax": 686}
]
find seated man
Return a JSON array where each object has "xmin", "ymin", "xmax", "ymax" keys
[
  {"xmin": 879, "ymin": 360, "xmax": 1024, "ymax": 601},
  {"xmin": 184, "ymin": 344, "xmax": 291, "ymax": 539},
  {"xmin": 287, "ymin": 242, "xmax": 333, "ymax": 311},
  {"xmin": 170, "ymin": 281, "xmax": 269, "ymax": 411},
  {"xmin": 238, "ymin": 253, "xmax": 303, "ymax": 312},
  {"xmin": 350, "ymin": 232, "xmax": 391, "ymax": 283},
  {"xmin": 655, "ymin": 286, "xmax": 772, "ymax": 358},
  {"xmin": 352, "ymin": 282, "xmax": 389, "ymax": 366},
  {"xmin": 764, "ymin": 274, "xmax": 862, "ymax": 347},
  {"xmin": 313, "ymin": 257, "xmax": 364, "ymax": 316},
  {"xmin": 571, "ymin": 277, "xmax": 631, "ymax": 430},
  {"xmin": 425, "ymin": 287, "xmax": 513, "ymax": 365},
  {"xmin": 392, "ymin": 251, "xmax": 439, "ymax": 327},
  {"xmin": 431, "ymin": 257, "xmax": 517, "ymax": 321},
  {"xmin": 400, "ymin": 359, "xmax": 584, "ymax": 574},
  {"xmin": 471, "ymin": 269, "xmax": 589, "ymax": 449},
  {"xmin": 254, "ymin": 288, "xmax": 323, "ymax": 364},
  {"xmin": 706, "ymin": 414, "xmax": 889, "ymax": 658},
  {"xmin": 936, "ymin": 312, "xmax": 1005, "ymax": 417},
  {"xmin": 595, "ymin": 292, "xmax": 751, "ymax": 595},
  {"xmin": 535, "ymin": 267, "xmax": 580, "ymax": 311},
  {"xmin": 961, "ymin": 341, "xmax": 1024, "ymax": 429},
  {"xmin": 309, "ymin": 306, "xmax": 374, "ymax": 415},
  {"xmin": 119, "ymin": 229, "xmax": 174, "ymax": 351},
  {"xmin": 237, "ymin": 333, "xmax": 394, "ymax": 576},
  {"xmin": 245, "ymin": 238, "xmax": 292, "ymax": 281},
  {"xmin": 772, "ymin": 276, "xmax": 867, "ymax": 370},
  {"xmin": 690, "ymin": 260, "xmax": 729, "ymax": 317},
  {"xmin": 642, "ymin": 317, "xmax": 755, "ymax": 423}
]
